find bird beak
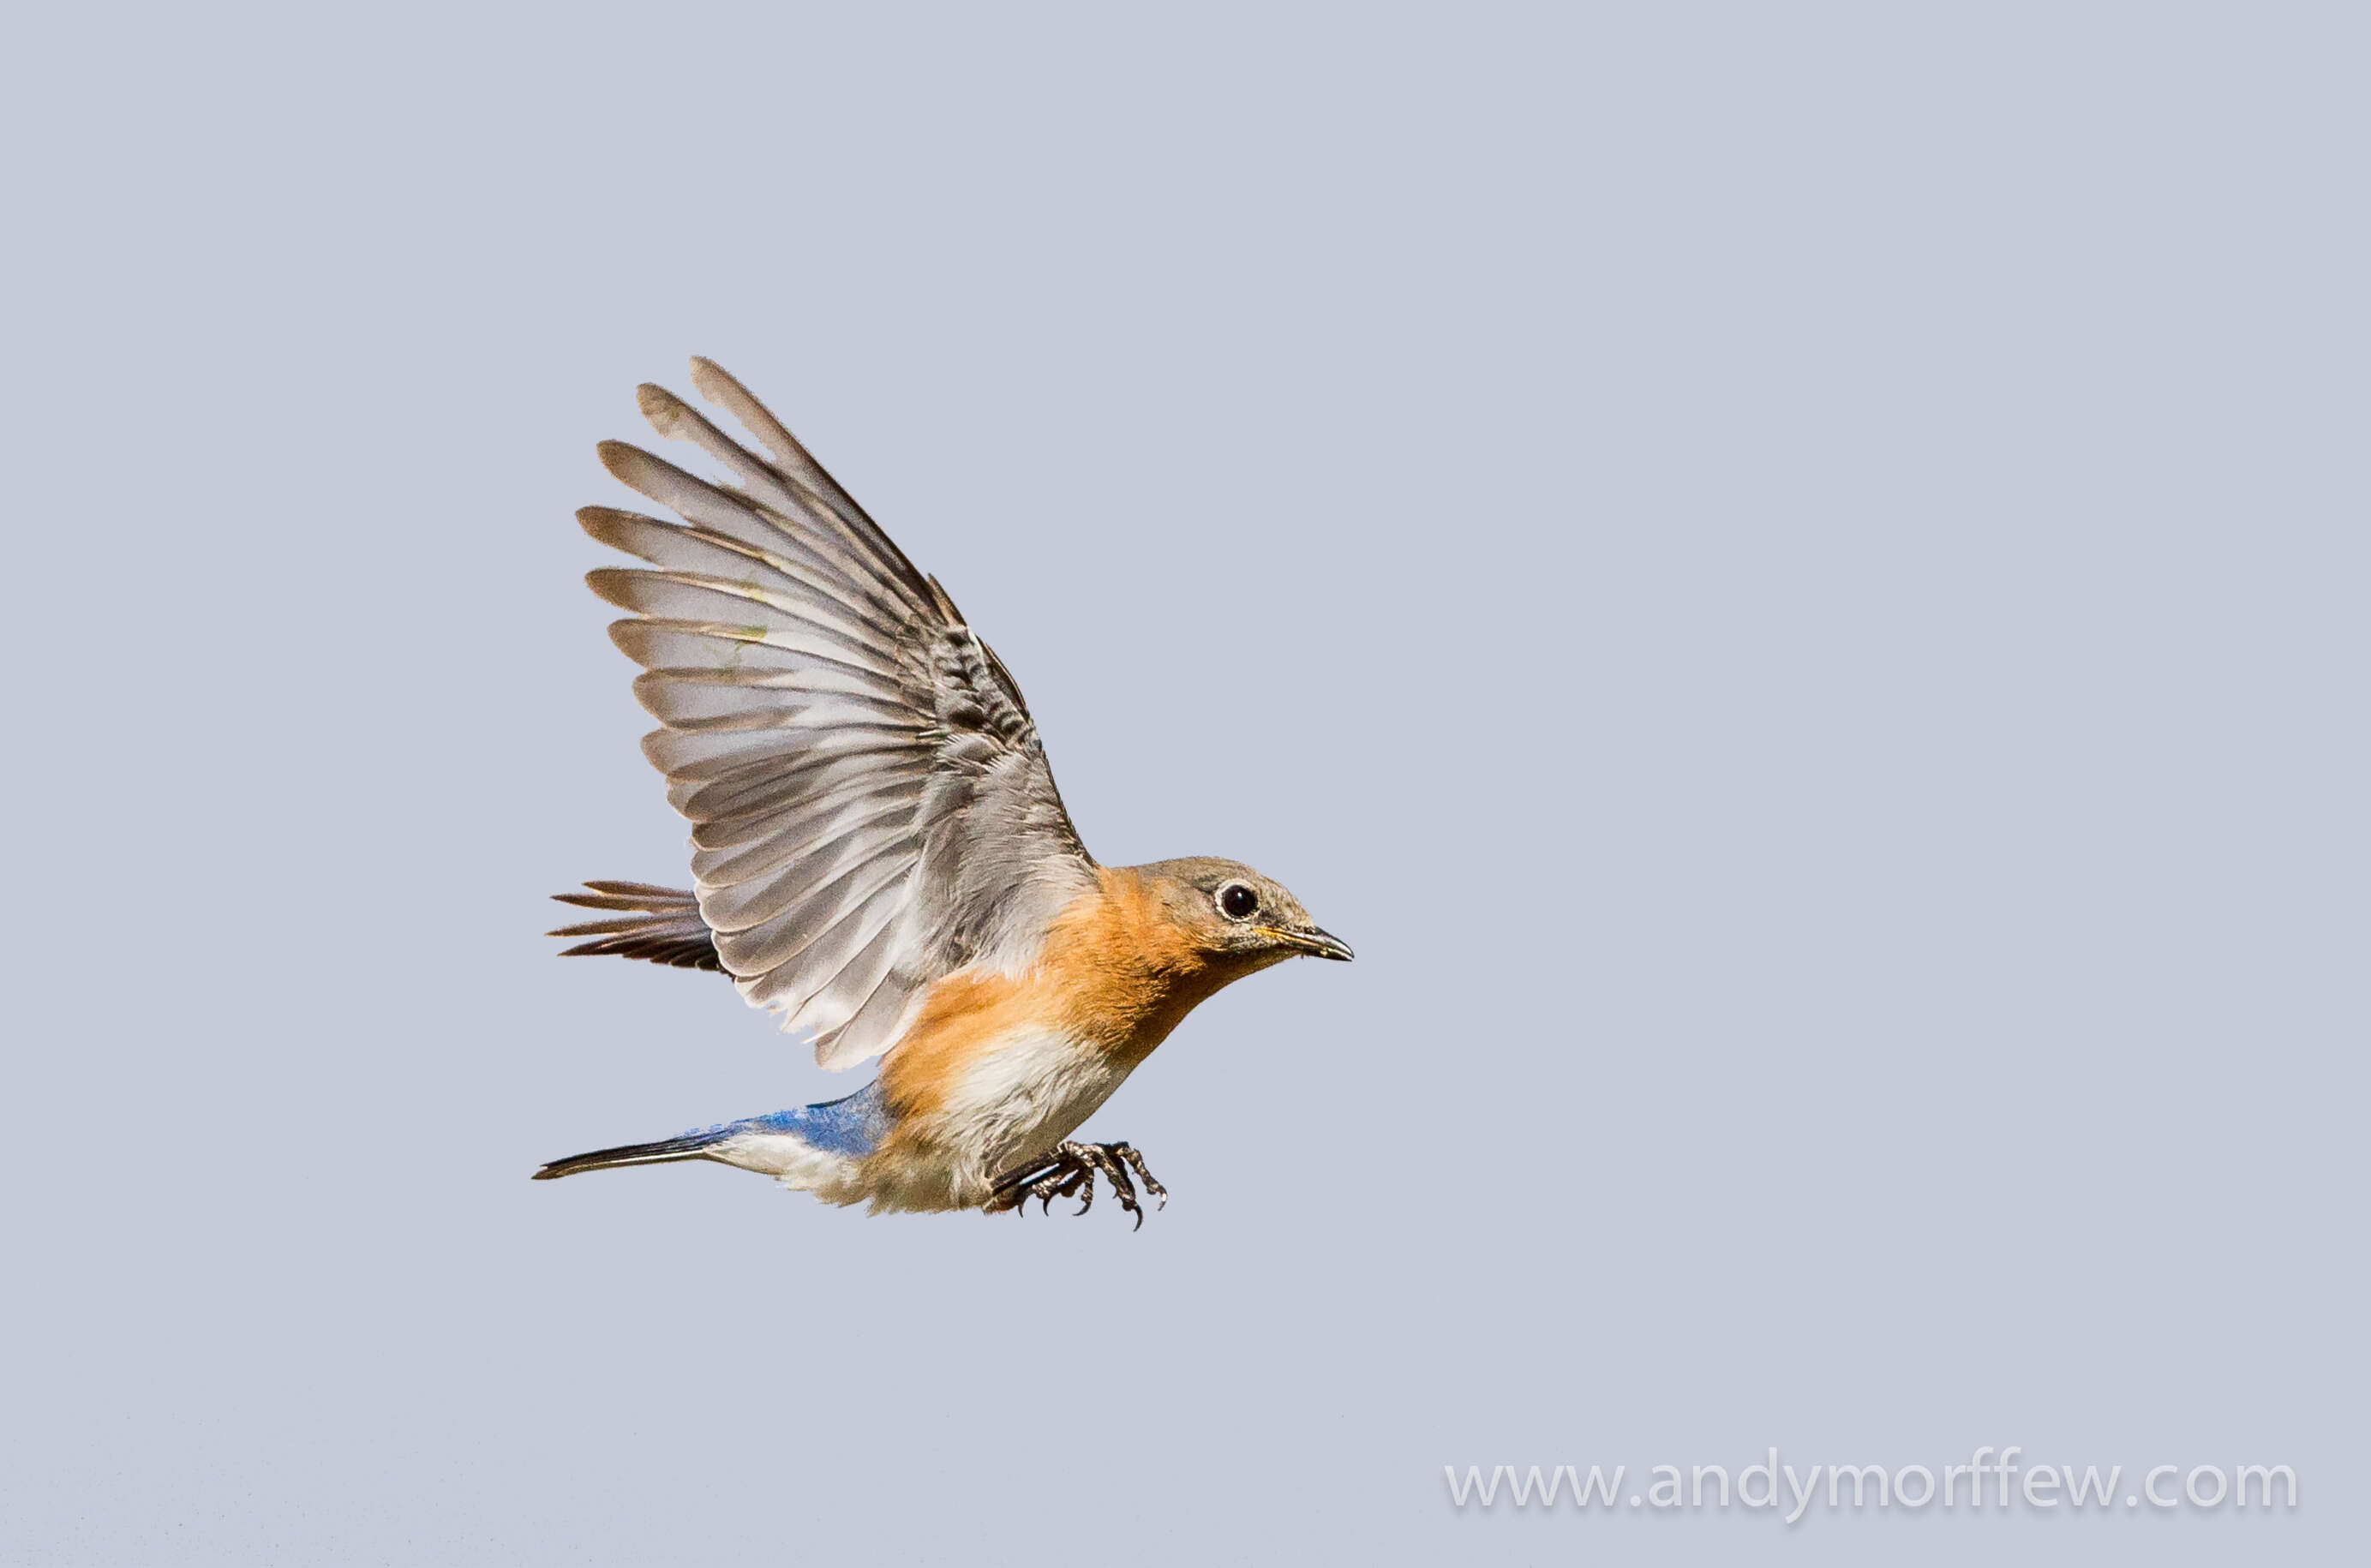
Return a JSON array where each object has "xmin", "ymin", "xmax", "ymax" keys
[{"xmin": 1265, "ymin": 925, "xmax": 1354, "ymax": 961}]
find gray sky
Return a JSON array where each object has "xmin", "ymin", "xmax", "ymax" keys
[{"xmin": 3, "ymin": 4, "xmax": 2362, "ymax": 1563}]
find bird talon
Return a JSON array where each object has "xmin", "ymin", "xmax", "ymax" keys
[
  {"xmin": 988, "ymin": 1140, "xmax": 1166, "ymax": 1225},
  {"xmin": 1111, "ymin": 1142, "xmax": 1168, "ymax": 1212}
]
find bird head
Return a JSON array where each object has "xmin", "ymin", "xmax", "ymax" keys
[{"xmin": 1138, "ymin": 856, "xmax": 1353, "ymax": 972}]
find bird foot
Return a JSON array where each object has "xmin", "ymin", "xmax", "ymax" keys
[{"xmin": 985, "ymin": 1140, "xmax": 1168, "ymax": 1229}]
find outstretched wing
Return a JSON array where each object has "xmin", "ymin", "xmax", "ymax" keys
[{"xmin": 580, "ymin": 359, "xmax": 1098, "ymax": 1068}]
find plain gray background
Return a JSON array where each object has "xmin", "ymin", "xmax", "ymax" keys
[{"xmin": 3, "ymin": 3, "xmax": 2362, "ymax": 1563}]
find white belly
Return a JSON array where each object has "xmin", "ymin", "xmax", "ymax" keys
[{"xmin": 865, "ymin": 1027, "xmax": 1135, "ymax": 1212}]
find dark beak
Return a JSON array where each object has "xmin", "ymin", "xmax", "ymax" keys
[{"xmin": 1272, "ymin": 925, "xmax": 1354, "ymax": 961}]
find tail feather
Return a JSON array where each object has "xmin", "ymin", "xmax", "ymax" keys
[
  {"xmin": 534, "ymin": 1086, "xmax": 887, "ymax": 1188},
  {"xmin": 532, "ymin": 1128, "xmax": 733, "ymax": 1181},
  {"xmin": 548, "ymin": 881, "xmax": 721, "ymax": 971}
]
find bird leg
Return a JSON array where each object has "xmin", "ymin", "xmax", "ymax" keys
[{"xmin": 986, "ymin": 1140, "xmax": 1168, "ymax": 1229}]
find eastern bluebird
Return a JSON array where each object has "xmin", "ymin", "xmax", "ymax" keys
[{"xmin": 535, "ymin": 361, "xmax": 1351, "ymax": 1222}]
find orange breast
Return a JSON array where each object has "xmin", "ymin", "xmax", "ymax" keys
[{"xmin": 877, "ymin": 865, "xmax": 1226, "ymax": 1121}]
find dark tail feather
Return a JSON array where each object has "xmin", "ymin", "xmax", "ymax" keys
[
  {"xmin": 548, "ymin": 881, "xmax": 721, "ymax": 972},
  {"xmin": 533, "ymin": 1128, "xmax": 731, "ymax": 1181}
]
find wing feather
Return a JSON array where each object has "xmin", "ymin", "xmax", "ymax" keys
[
  {"xmin": 680, "ymin": 754, "xmax": 925, "ymax": 833},
  {"xmin": 695, "ymin": 796, "xmax": 923, "ymax": 913},
  {"xmin": 578, "ymin": 506, "xmax": 916, "ymax": 652},
  {"xmin": 720, "ymin": 843, "xmax": 919, "ymax": 974},
  {"xmin": 829, "ymin": 969, "xmax": 925, "ymax": 1065},
  {"xmin": 578, "ymin": 362, "xmax": 1097, "ymax": 1068},
  {"xmin": 585, "ymin": 571, "xmax": 909, "ymax": 679},
  {"xmin": 633, "ymin": 384, "xmax": 928, "ymax": 614},
  {"xmin": 600, "ymin": 429, "xmax": 931, "ymax": 625},
  {"xmin": 682, "ymin": 359, "xmax": 907, "ymax": 554}
]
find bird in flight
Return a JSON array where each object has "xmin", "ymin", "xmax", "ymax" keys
[{"xmin": 534, "ymin": 361, "xmax": 1351, "ymax": 1223}]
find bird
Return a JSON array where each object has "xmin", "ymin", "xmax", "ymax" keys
[{"xmin": 533, "ymin": 360, "xmax": 1351, "ymax": 1222}]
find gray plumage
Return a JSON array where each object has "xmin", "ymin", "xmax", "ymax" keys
[{"xmin": 576, "ymin": 360, "xmax": 1098, "ymax": 1070}]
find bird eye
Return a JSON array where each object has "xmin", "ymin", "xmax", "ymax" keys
[{"xmin": 1217, "ymin": 883, "xmax": 1260, "ymax": 921}]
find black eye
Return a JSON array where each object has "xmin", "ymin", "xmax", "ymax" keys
[{"xmin": 1217, "ymin": 883, "xmax": 1260, "ymax": 921}]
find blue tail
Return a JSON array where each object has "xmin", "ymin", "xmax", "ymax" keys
[{"xmin": 532, "ymin": 1082, "xmax": 889, "ymax": 1180}]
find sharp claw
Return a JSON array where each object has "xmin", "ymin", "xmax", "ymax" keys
[
  {"xmin": 1102, "ymin": 1153, "xmax": 1143, "ymax": 1230},
  {"xmin": 1111, "ymin": 1143, "xmax": 1168, "ymax": 1213},
  {"xmin": 989, "ymin": 1140, "xmax": 1166, "ymax": 1225}
]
